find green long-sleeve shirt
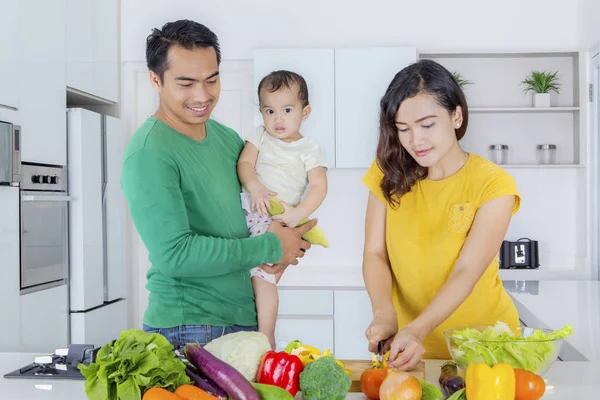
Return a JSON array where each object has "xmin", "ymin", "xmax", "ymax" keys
[{"xmin": 121, "ymin": 117, "xmax": 282, "ymax": 328}]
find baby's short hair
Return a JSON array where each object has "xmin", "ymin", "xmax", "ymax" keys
[{"xmin": 258, "ymin": 70, "xmax": 309, "ymax": 107}]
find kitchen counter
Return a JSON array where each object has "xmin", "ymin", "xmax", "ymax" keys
[{"xmin": 2, "ymin": 280, "xmax": 599, "ymax": 399}]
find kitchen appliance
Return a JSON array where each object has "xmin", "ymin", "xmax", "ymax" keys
[
  {"xmin": 499, "ymin": 238, "xmax": 540, "ymax": 269},
  {"xmin": 67, "ymin": 108, "xmax": 128, "ymax": 347},
  {"xmin": 20, "ymin": 163, "xmax": 71, "ymax": 293},
  {"xmin": 0, "ymin": 120, "xmax": 21, "ymax": 185},
  {"xmin": 3, "ymin": 344, "xmax": 99, "ymax": 380}
]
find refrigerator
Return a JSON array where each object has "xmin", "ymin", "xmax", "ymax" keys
[{"xmin": 67, "ymin": 108, "xmax": 128, "ymax": 347}]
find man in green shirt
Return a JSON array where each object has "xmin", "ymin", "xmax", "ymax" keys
[{"xmin": 121, "ymin": 19, "xmax": 316, "ymax": 347}]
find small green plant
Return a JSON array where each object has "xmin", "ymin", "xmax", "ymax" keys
[
  {"xmin": 521, "ymin": 70, "xmax": 560, "ymax": 94},
  {"xmin": 452, "ymin": 71, "xmax": 473, "ymax": 88}
]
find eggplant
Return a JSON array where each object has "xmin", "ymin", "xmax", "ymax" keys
[
  {"xmin": 186, "ymin": 365, "xmax": 228, "ymax": 399},
  {"xmin": 439, "ymin": 361, "xmax": 465, "ymax": 397},
  {"xmin": 184, "ymin": 344, "xmax": 260, "ymax": 400}
]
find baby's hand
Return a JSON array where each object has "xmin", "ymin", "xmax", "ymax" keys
[
  {"xmin": 249, "ymin": 183, "xmax": 276, "ymax": 217},
  {"xmin": 272, "ymin": 202, "xmax": 305, "ymax": 228}
]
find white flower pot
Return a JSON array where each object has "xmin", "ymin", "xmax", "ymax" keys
[{"xmin": 533, "ymin": 93, "xmax": 550, "ymax": 108}]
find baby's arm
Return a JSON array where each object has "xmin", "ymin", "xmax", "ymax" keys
[
  {"xmin": 237, "ymin": 142, "xmax": 276, "ymax": 216},
  {"xmin": 272, "ymin": 166, "xmax": 327, "ymax": 227}
]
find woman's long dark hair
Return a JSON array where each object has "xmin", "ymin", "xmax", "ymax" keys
[{"xmin": 376, "ymin": 59, "xmax": 469, "ymax": 208}]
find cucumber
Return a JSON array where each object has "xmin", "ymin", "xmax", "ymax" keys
[
  {"xmin": 251, "ymin": 383, "xmax": 294, "ymax": 400},
  {"xmin": 184, "ymin": 344, "xmax": 260, "ymax": 400}
]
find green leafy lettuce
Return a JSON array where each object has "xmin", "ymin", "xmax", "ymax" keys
[
  {"xmin": 449, "ymin": 321, "xmax": 573, "ymax": 373},
  {"xmin": 78, "ymin": 329, "xmax": 191, "ymax": 400}
]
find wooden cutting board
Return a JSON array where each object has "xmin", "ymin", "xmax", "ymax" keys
[{"xmin": 339, "ymin": 360, "xmax": 426, "ymax": 392}]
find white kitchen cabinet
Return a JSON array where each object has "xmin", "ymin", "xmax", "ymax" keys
[
  {"xmin": 66, "ymin": 0, "xmax": 94, "ymax": 95},
  {"xmin": 20, "ymin": 285, "xmax": 69, "ymax": 353},
  {"xmin": 0, "ymin": 187, "xmax": 21, "ymax": 352},
  {"xmin": 335, "ymin": 47, "xmax": 417, "ymax": 168},
  {"xmin": 278, "ymin": 289, "xmax": 334, "ymax": 316},
  {"xmin": 18, "ymin": 0, "xmax": 67, "ymax": 166},
  {"xmin": 333, "ymin": 289, "xmax": 374, "ymax": 360},
  {"xmin": 253, "ymin": 49, "xmax": 336, "ymax": 168},
  {"xmin": 66, "ymin": 0, "xmax": 118, "ymax": 102},
  {"xmin": 92, "ymin": 0, "xmax": 119, "ymax": 102},
  {"xmin": 274, "ymin": 318, "xmax": 334, "ymax": 353},
  {"xmin": 0, "ymin": 0, "xmax": 19, "ymax": 109}
]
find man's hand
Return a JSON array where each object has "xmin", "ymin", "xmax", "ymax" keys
[{"xmin": 268, "ymin": 219, "xmax": 318, "ymax": 265}]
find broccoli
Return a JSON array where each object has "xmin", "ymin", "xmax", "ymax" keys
[{"xmin": 299, "ymin": 356, "xmax": 352, "ymax": 400}]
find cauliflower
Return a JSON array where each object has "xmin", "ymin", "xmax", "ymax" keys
[{"xmin": 299, "ymin": 356, "xmax": 351, "ymax": 400}]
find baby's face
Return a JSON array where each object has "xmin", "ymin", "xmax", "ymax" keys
[{"xmin": 259, "ymin": 85, "xmax": 311, "ymax": 142}]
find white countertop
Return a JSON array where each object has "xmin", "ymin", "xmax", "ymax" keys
[{"xmin": 1, "ymin": 280, "xmax": 599, "ymax": 399}]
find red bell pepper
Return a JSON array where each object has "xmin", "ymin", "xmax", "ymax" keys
[{"xmin": 256, "ymin": 340, "xmax": 304, "ymax": 396}]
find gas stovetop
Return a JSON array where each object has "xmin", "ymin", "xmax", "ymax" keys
[{"xmin": 4, "ymin": 344, "xmax": 100, "ymax": 380}]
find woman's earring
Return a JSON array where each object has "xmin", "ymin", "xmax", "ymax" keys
[{"xmin": 456, "ymin": 123, "xmax": 460, "ymax": 127}]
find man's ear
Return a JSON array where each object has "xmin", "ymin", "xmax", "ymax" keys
[
  {"xmin": 302, "ymin": 105, "xmax": 312, "ymax": 121},
  {"xmin": 149, "ymin": 71, "xmax": 163, "ymax": 93}
]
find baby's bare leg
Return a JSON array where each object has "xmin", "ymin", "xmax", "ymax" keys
[{"xmin": 252, "ymin": 276, "xmax": 278, "ymax": 350}]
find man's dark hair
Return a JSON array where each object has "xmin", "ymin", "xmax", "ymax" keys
[
  {"xmin": 257, "ymin": 70, "xmax": 309, "ymax": 107},
  {"xmin": 146, "ymin": 19, "xmax": 221, "ymax": 82}
]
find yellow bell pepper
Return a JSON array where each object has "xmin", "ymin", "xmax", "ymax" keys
[{"xmin": 466, "ymin": 363, "xmax": 516, "ymax": 400}]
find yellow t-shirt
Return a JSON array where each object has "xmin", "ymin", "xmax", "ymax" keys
[{"xmin": 362, "ymin": 153, "xmax": 521, "ymax": 359}]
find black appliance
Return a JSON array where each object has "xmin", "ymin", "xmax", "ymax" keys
[{"xmin": 499, "ymin": 238, "xmax": 540, "ymax": 269}]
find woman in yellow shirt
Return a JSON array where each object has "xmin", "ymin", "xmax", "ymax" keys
[{"xmin": 362, "ymin": 59, "xmax": 521, "ymax": 371}]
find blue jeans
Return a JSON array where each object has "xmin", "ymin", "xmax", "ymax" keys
[{"xmin": 142, "ymin": 324, "xmax": 258, "ymax": 350}]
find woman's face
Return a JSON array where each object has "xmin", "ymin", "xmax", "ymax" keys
[{"xmin": 394, "ymin": 93, "xmax": 463, "ymax": 168}]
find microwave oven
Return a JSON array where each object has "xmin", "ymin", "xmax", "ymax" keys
[{"xmin": 0, "ymin": 121, "xmax": 21, "ymax": 185}]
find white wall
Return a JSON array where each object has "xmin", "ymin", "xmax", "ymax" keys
[
  {"xmin": 121, "ymin": 0, "xmax": 579, "ymax": 63},
  {"xmin": 578, "ymin": 0, "xmax": 600, "ymax": 50}
]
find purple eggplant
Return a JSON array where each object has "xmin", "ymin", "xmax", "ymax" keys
[
  {"xmin": 184, "ymin": 344, "xmax": 260, "ymax": 400},
  {"xmin": 439, "ymin": 361, "xmax": 465, "ymax": 397},
  {"xmin": 186, "ymin": 366, "xmax": 227, "ymax": 399}
]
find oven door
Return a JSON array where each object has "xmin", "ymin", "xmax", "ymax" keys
[{"xmin": 20, "ymin": 191, "xmax": 72, "ymax": 293}]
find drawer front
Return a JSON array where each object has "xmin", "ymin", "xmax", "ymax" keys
[
  {"xmin": 278, "ymin": 289, "xmax": 333, "ymax": 316},
  {"xmin": 275, "ymin": 318, "xmax": 334, "ymax": 353}
]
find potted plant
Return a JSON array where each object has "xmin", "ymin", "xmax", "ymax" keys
[
  {"xmin": 452, "ymin": 71, "xmax": 473, "ymax": 88},
  {"xmin": 521, "ymin": 70, "xmax": 560, "ymax": 107}
]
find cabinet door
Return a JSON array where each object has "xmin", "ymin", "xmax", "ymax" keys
[
  {"xmin": 19, "ymin": 0, "xmax": 67, "ymax": 166},
  {"xmin": 253, "ymin": 49, "xmax": 336, "ymax": 168},
  {"xmin": 335, "ymin": 47, "xmax": 417, "ymax": 168},
  {"xmin": 93, "ymin": 0, "xmax": 118, "ymax": 102},
  {"xmin": 334, "ymin": 290, "xmax": 374, "ymax": 360},
  {"xmin": 66, "ymin": 0, "xmax": 94, "ymax": 95},
  {"xmin": 0, "ymin": 0, "xmax": 19, "ymax": 109},
  {"xmin": 274, "ymin": 318, "xmax": 334, "ymax": 353}
]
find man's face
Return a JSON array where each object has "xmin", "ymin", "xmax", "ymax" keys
[{"xmin": 150, "ymin": 45, "xmax": 221, "ymax": 125}]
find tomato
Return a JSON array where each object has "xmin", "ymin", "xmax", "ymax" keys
[
  {"xmin": 360, "ymin": 367, "xmax": 389, "ymax": 399},
  {"xmin": 514, "ymin": 368, "xmax": 546, "ymax": 400},
  {"xmin": 379, "ymin": 369, "xmax": 422, "ymax": 400}
]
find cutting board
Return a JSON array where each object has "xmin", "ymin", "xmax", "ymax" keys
[{"xmin": 339, "ymin": 360, "xmax": 426, "ymax": 392}]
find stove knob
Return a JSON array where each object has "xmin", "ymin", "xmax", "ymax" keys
[
  {"xmin": 42, "ymin": 175, "xmax": 50, "ymax": 184},
  {"xmin": 31, "ymin": 175, "xmax": 40, "ymax": 184},
  {"xmin": 50, "ymin": 176, "xmax": 58, "ymax": 184}
]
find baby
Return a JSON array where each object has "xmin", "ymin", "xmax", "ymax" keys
[{"xmin": 237, "ymin": 70, "xmax": 329, "ymax": 349}]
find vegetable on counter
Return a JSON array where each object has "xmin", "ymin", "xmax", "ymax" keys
[
  {"xmin": 203, "ymin": 331, "xmax": 272, "ymax": 382},
  {"xmin": 288, "ymin": 340, "xmax": 351, "ymax": 375},
  {"xmin": 255, "ymin": 341, "xmax": 304, "ymax": 396},
  {"xmin": 465, "ymin": 362, "xmax": 516, "ymax": 400},
  {"xmin": 418, "ymin": 378, "xmax": 444, "ymax": 400},
  {"xmin": 359, "ymin": 353, "xmax": 390, "ymax": 399},
  {"xmin": 514, "ymin": 368, "xmax": 546, "ymax": 400},
  {"xmin": 78, "ymin": 329, "xmax": 191, "ymax": 400},
  {"xmin": 143, "ymin": 386, "xmax": 218, "ymax": 400},
  {"xmin": 378, "ymin": 369, "xmax": 422, "ymax": 400},
  {"xmin": 449, "ymin": 321, "xmax": 573, "ymax": 373},
  {"xmin": 446, "ymin": 388, "xmax": 467, "ymax": 400},
  {"xmin": 251, "ymin": 382, "xmax": 294, "ymax": 400},
  {"xmin": 299, "ymin": 355, "xmax": 352, "ymax": 400},
  {"xmin": 185, "ymin": 366, "xmax": 227, "ymax": 399},
  {"xmin": 185, "ymin": 343, "xmax": 260, "ymax": 400},
  {"xmin": 438, "ymin": 361, "xmax": 465, "ymax": 397},
  {"xmin": 143, "ymin": 387, "xmax": 188, "ymax": 400}
]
